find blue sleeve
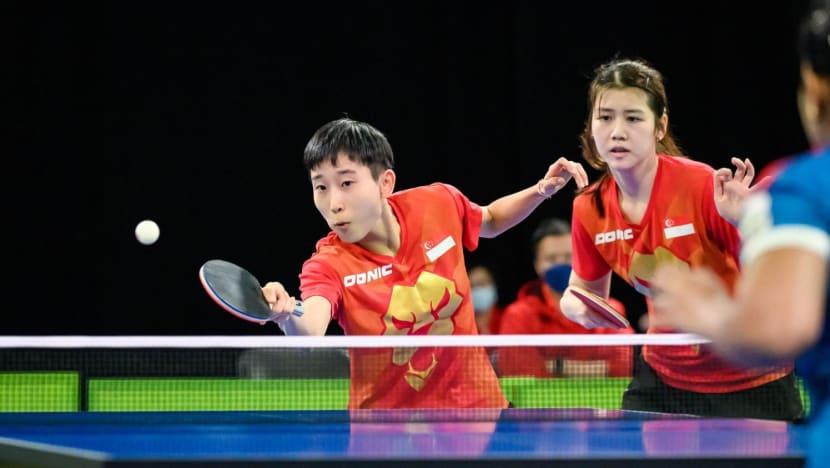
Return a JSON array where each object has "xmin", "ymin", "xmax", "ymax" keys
[{"xmin": 739, "ymin": 152, "xmax": 830, "ymax": 264}]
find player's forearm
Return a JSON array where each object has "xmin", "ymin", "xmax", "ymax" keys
[
  {"xmin": 278, "ymin": 317, "xmax": 327, "ymax": 336},
  {"xmin": 479, "ymin": 185, "xmax": 546, "ymax": 238},
  {"xmin": 565, "ymin": 274, "xmax": 611, "ymax": 301},
  {"xmin": 277, "ymin": 297, "xmax": 332, "ymax": 336},
  {"xmin": 705, "ymin": 318, "xmax": 805, "ymax": 368}
]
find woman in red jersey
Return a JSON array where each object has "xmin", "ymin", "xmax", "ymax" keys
[{"xmin": 559, "ymin": 58, "xmax": 803, "ymax": 421}]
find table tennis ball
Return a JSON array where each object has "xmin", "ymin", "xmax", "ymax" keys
[{"xmin": 135, "ymin": 219, "xmax": 160, "ymax": 245}]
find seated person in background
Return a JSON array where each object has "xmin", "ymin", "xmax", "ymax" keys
[
  {"xmin": 468, "ymin": 264, "xmax": 505, "ymax": 335},
  {"xmin": 498, "ymin": 217, "xmax": 634, "ymax": 378},
  {"xmin": 469, "ymin": 263, "xmax": 506, "ymax": 367}
]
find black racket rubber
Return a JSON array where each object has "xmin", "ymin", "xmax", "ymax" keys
[{"xmin": 200, "ymin": 259, "xmax": 303, "ymax": 324}]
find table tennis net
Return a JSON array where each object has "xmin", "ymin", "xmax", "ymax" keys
[{"xmin": 0, "ymin": 334, "xmax": 811, "ymax": 419}]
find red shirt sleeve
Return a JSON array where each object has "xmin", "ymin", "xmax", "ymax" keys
[
  {"xmin": 570, "ymin": 204, "xmax": 612, "ymax": 281},
  {"xmin": 299, "ymin": 258, "xmax": 343, "ymax": 321},
  {"xmin": 438, "ymin": 183, "xmax": 483, "ymax": 252}
]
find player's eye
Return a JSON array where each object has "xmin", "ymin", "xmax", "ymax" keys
[
  {"xmin": 314, "ymin": 184, "xmax": 327, "ymax": 192},
  {"xmin": 341, "ymin": 180, "xmax": 354, "ymax": 188},
  {"xmin": 596, "ymin": 114, "xmax": 611, "ymax": 121}
]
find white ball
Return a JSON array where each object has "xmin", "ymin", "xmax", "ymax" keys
[{"xmin": 135, "ymin": 220, "xmax": 160, "ymax": 245}]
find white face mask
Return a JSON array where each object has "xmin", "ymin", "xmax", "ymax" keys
[{"xmin": 471, "ymin": 286, "xmax": 498, "ymax": 314}]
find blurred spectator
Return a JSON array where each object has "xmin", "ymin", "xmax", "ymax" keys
[
  {"xmin": 468, "ymin": 264, "xmax": 505, "ymax": 335},
  {"xmin": 498, "ymin": 218, "xmax": 633, "ymax": 377}
]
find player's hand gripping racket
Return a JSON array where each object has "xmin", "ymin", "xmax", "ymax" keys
[
  {"xmin": 199, "ymin": 259, "xmax": 304, "ymax": 325},
  {"xmin": 568, "ymin": 285, "xmax": 629, "ymax": 329}
]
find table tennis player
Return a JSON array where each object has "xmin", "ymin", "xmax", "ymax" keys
[
  {"xmin": 260, "ymin": 117, "xmax": 588, "ymax": 409},
  {"xmin": 651, "ymin": 2, "xmax": 830, "ymax": 465},
  {"xmin": 558, "ymin": 57, "xmax": 803, "ymax": 421}
]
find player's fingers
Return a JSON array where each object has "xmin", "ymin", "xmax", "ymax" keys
[
  {"xmin": 543, "ymin": 160, "xmax": 560, "ymax": 179},
  {"xmin": 730, "ymin": 156, "xmax": 745, "ymax": 166},
  {"xmin": 588, "ymin": 315, "xmax": 612, "ymax": 329},
  {"xmin": 545, "ymin": 158, "xmax": 567, "ymax": 179},
  {"xmin": 712, "ymin": 170, "xmax": 727, "ymax": 198},
  {"xmin": 540, "ymin": 159, "xmax": 584, "ymax": 197},
  {"xmin": 275, "ymin": 293, "xmax": 299, "ymax": 314},
  {"xmin": 731, "ymin": 156, "xmax": 746, "ymax": 181},
  {"xmin": 689, "ymin": 266, "xmax": 725, "ymax": 290},
  {"xmin": 744, "ymin": 158, "xmax": 755, "ymax": 181},
  {"xmin": 571, "ymin": 161, "xmax": 589, "ymax": 188},
  {"xmin": 650, "ymin": 295, "xmax": 684, "ymax": 331},
  {"xmin": 571, "ymin": 314, "xmax": 598, "ymax": 329},
  {"xmin": 654, "ymin": 265, "xmax": 723, "ymax": 314},
  {"xmin": 547, "ymin": 157, "xmax": 573, "ymax": 177},
  {"xmin": 271, "ymin": 300, "xmax": 296, "ymax": 323},
  {"xmin": 651, "ymin": 265, "xmax": 691, "ymax": 310},
  {"xmin": 713, "ymin": 167, "xmax": 733, "ymax": 180},
  {"xmin": 652, "ymin": 263, "xmax": 689, "ymax": 286},
  {"xmin": 551, "ymin": 158, "xmax": 589, "ymax": 189},
  {"xmin": 649, "ymin": 310, "xmax": 671, "ymax": 330},
  {"xmin": 650, "ymin": 290, "xmax": 674, "ymax": 315},
  {"xmin": 261, "ymin": 282, "xmax": 280, "ymax": 304},
  {"xmin": 580, "ymin": 319, "xmax": 598, "ymax": 330},
  {"xmin": 263, "ymin": 281, "xmax": 293, "ymax": 311},
  {"xmin": 560, "ymin": 289, "xmax": 596, "ymax": 328}
]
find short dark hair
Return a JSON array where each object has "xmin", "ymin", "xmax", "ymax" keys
[
  {"xmin": 303, "ymin": 118, "xmax": 395, "ymax": 178},
  {"xmin": 799, "ymin": 0, "xmax": 830, "ymax": 76},
  {"xmin": 531, "ymin": 217, "xmax": 571, "ymax": 252}
]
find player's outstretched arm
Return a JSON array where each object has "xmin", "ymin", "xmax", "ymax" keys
[
  {"xmin": 480, "ymin": 157, "xmax": 588, "ymax": 238},
  {"xmin": 262, "ymin": 282, "xmax": 331, "ymax": 335},
  {"xmin": 651, "ymin": 249, "xmax": 825, "ymax": 366}
]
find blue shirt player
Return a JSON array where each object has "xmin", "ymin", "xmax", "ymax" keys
[{"xmin": 649, "ymin": 2, "xmax": 830, "ymax": 466}]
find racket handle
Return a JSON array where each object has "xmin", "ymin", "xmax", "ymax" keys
[{"xmin": 291, "ymin": 300, "xmax": 304, "ymax": 317}]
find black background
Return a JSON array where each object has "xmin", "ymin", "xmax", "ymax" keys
[{"xmin": 9, "ymin": 2, "xmax": 812, "ymax": 335}]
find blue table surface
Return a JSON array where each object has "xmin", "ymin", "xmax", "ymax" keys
[{"xmin": 0, "ymin": 409, "xmax": 807, "ymax": 462}]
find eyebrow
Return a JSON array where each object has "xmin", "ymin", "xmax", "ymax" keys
[
  {"xmin": 310, "ymin": 168, "xmax": 359, "ymax": 181},
  {"xmin": 596, "ymin": 107, "xmax": 646, "ymax": 115}
]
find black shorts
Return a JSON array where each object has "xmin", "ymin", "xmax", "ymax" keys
[{"xmin": 622, "ymin": 347, "xmax": 804, "ymax": 422}]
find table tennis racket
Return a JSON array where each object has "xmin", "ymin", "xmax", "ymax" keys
[
  {"xmin": 568, "ymin": 285, "xmax": 629, "ymax": 329},
  {"xmin": 199, "ymin": 259, "xmax": 304, "ymax": 325}
]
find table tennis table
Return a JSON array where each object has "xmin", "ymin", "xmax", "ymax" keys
[{"xmin": 0, "ymin": 408, "xmax": 806, "ymax": 467}]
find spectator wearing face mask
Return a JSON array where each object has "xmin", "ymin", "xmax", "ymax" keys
[
  {"xmin": 498, "ymin": 218, "xmax": 634, "ymax": 377},
  {"xmin": 468, "ymin": 264, "xmax": 505, "ymax": 335}
]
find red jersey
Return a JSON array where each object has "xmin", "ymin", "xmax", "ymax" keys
[
  {"xmin": 498, "ymin": 279, "xmax": 633, "ymax": 377},
  {"xmin": 571, "ymin": 154, "xmax": 790, "ymax": 393},
  {"xmin": 299, "ymin": 183, "xmax": 508, "ymax": 409}
]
